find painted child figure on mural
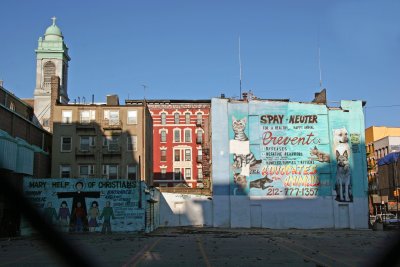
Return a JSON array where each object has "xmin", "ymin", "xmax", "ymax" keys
[
  {"xmin": 100, "ymin": 201, "xmax": 115, "ymax": 234},
  {"xmin": 58, "ymin": 201, "xmax": 71, "ymax": 232},
  {"xmin": 55, "ymin": 181, "xmax": 101, "ymax": 231},
  {"xmin": 87, "ymin": 201, "xmax": 100, "ymax": 232},
  {"xmin": 72, "ymin": 202, "xmax": 86, "ymax": 232},
  {"xmin": 44, "ymin": 202, "xmax": 57, "ymax": 225}
]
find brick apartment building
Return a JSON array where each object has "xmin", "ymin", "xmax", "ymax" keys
[
  {"xmin": 50, "ymin": 81, "xmax": 153, "ymax": 183},
  {"xmin": 0, "ymin": 83, "xmax": 52, "ymax": 237},
  {"xmin": 126, "ymin": 100, "xmax": 211, "ymax": 190}
]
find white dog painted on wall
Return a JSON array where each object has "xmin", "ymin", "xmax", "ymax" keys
[
  {"xmin": 333, "ymin": 127, "xmax": 352, "ymax": 202},
  {"xmin": 333, "ymin": 127, "xmax": 350, "ymax": 155}
]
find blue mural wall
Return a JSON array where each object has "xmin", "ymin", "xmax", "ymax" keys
[
  {"xmin": 222, "ymin": 100, "xmax": 367, "ymax": 202},
  {"xmin": 23, "ymin": 178, "xmax": 147, "ymax": 233}
]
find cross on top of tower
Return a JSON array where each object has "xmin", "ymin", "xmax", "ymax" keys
[{"xmin": 51, "ymin": 16, "xmax": 56, "ymax": 26}]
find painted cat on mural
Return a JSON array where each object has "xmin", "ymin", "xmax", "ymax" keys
[
  {"xmin": 231, "ymin": 116, "xmax": 262, "ymax": 169},
  {"xmin": 233, "ymin": 153, "xmax": 262, "ymax": 169},
  {"xmin": 309, "ymin": 146, "xmax": 330, "ymax": 162},
  {"xmin": 335, "ymin": 150, "xmax": 352, "ymax": 202},
  {"xmin": 232, "ymin": 116, "xmax": 249, "ymax": 141},
  {"xmin": 233, "ymin": 172, "xmax": 248, "ymax": 194}
]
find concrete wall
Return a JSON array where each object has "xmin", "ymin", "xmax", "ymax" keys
[{"xmin": 159, "ymin": 192, "xmax": 212, "ymax": 227}]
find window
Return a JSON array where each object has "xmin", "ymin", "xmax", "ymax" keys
[
  {"xmin": 198, "ymin": 168, "xmax": 203, "ymax": 179},
  {"xmin": 161, "ymin": 113, "xmax": 166, "ymax": 125},
  {"xmin": 61, "ymin": 137, "xmax": 71, "ymax": 152},
  {"xmin": 174, "ymin": 113, "xmax": 180, "ymax": 124},
  {"xmin": 104, "ymin": 136, "xmax": 119, "ymax": 151},
  {"xmin": 160, "ymin": 130, "xmax": 167, "ymax": 143},
  {"xmin": 80, "ymin": 136, "xmax": 95, "ymax": 151},
  {"xmin": 185, "ymin": 149, "xmax": 191, "ymax": 161},
  {"xmin": 127, "ymin": 165, "xmax": 137, "ymax": 180},
  {"xmin": 42, "ymin": 118, "xmax": 50, "ymax": 128},
  {"xmin": 184, "ymin": 129, "xmax": 191, "ymax": 142},
  {"xmin": 104, "ymin": 110, "xmax": 120, "ymax": 125},
  {"xmin": 196, "ymin": 131, "xmax": 203, "ymax": 143},
  {"xmin": 80, "ymin": 110, "xmax": 95, "ymax": 124},
  {"xmin": 127, "ymin": 110, "xmax": 138, "ymax": 124},
  {"xmin": 80, "ymin": 137, "xmax": 89, "ymax": 151},
  {"xmin": 161, "ymin": 150, "xmax": 167, "ymax": 162},
  {"xmin": 185, "ymin": 113, "xmax": 190, "ymax": 124},
  {"xmin": 103, "ymin": 164, "xmax": 118, "ymax": 179},
  {"xmin": 79, "ymin": 165, "xmax": 94, "ymax": 177},
  {"xmin": 62, "ymin": 110, "xmax": 72, "ymax": 124},
  {"xmin": 196, "ymin": 113, "xmax": 202, "ymax": 125},
  {"xmin": 174, "ymin": 150, "xmax": 180, "ymax": 162},
  {"xmin": 43, "ymin": 61, "xmax": 56, "ymax": 88},
  {"xmin": 185, "ymin": 168, "xmax": 191, "ymax": 180},
  {"xmin": 127, "ymin": 136, "xmax": 137, "ymax": 151},
  {"xmin": 161, "ymin": 168, "xmax": 167, "ymax": 179},
  {"xmin": 197, "ymin": 149, "xmax": 202, "ymax": 162},
  {"xmin": 174, "ymin": 168, "xmax": 181, "ymax": 180},
  {"xmin": 174, "ymin": 129, "xmax": 181, "ymax": 142},
  {"xmin": 60, "ymin": 165, "xmax": 71, "ymax": 178},
  {"xmin": 9, "ymin": 102, "xmax": 15, "ymax": 111}
]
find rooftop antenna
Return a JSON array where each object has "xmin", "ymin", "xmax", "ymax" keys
[
  {"xmin": 317, "ymin": 25, "xmax": 323, "ymax": 90},
  {"xmin": 318, "ymin": 47, "xmax": 323, "ymax": 90},
  {"xmin": 141, "ymin": 84, "xmax": 147, "ymax": 100},
  {"xmin": 239, "ymin": 36, "xmax": 242, "ymax": 99}
]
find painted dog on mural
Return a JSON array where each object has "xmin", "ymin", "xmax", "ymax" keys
[{"xmin": 336, "ymin": 150, "xmax": 351, "ymax": 202}]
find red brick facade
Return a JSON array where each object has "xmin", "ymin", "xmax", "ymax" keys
[{"xmin": 147, "ymin": 101, "xmax": 211, "ymax": 188}]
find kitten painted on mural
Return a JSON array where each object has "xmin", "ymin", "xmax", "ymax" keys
[
  {"xmin": 231, "ymin": 116, "xmax": 262, "ymax": 168},
  {"xmin": 232, "ymin": 116, "xmax": 249, "ymax": 141},
  {"xmin": 233, "ymin": 172, "xmax": 247, "ymax": 189},
  {"xmin": 336, "ymin": 150, "xmax": 351, "ymax": 202},
  {"xmin": 233, "ymin": 153, "xmax": 262, "ymax": 169},
  {"xmin": 309, "ymin": 146, "xmax": 330, "ymax": 162}
]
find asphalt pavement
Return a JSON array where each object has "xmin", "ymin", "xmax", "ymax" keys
[{"xmin": 0, "ymin": 227, "xmax": 399, "ymax": 267}]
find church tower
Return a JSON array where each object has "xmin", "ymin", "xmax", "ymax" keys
[{"xmin": 34, "ymin": 17, "xmax": 70, "ymax": 131}]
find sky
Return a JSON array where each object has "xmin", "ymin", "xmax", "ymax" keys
[{"xmin": 0, "ymin": 0, "xmax": 399, "ymax": 128}]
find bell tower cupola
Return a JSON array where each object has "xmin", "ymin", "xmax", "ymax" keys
[{"xmin": 33, "ymin": 17, "xmax": 70, "ymax": 130}]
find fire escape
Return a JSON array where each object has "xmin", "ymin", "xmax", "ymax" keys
[{"xmin": 197, "ymin": 117, "xmax": 211, "ymax": 190}]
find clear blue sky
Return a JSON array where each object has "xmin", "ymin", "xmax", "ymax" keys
[{"xmin": 0, "ymin": 0, "xmax": 399, "ymax": 127}]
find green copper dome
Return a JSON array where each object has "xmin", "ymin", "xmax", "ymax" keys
[{"xmin": 44, "ymin": 17, "xmax": 63, "ymax": 41}]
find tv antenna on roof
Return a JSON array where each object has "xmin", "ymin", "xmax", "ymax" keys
[
  {"xmin": 142, "ymin": 84, "xmax": 147, "ymax": 100},
  {"xmin": 239, "ymin": 36, "xmax": 242, "ymax": 99},
  {"xmin": 317, "ymin": 26, "xmax": 323, "ymax": 90},
  {"xmin": 318, "ymin": 47, "xmax": 323, "ymax": 90}
]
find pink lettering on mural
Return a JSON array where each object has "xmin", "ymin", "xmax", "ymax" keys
[{"xmin": 262, "ymin": 131, "xmax": 320, "ymax": 146}]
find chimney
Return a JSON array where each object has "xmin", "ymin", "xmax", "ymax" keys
[
  {"xmin": 106, "ymin": 94, "xmax": 119, "ymax": 106},
  {"xmin": 221, "ymin": 93, "xmax": 225, "ymax": 98},
  {"xmin": 0, "ymin": 80, "xmax": 3, "ymax": 87},
  {"xmin": 50, "ymin": 75, "xmax": 61, "ymax": 132},
  {"xmin": 51, "ymin": 76, "xmax": 61, "ymax": 104},
  {"xmin": 242, "ymin": 92, "xmax": 248, "ymax": 102},
  {"xmin": 312, "ymin": 88, "xmax": 327, "ymax": 104}
]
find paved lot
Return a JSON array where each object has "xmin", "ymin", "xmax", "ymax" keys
[{"xmin": 0, "ymin": 227, "xmax": 399, "ymax": 267}]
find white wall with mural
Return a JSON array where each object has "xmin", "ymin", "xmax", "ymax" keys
[
  {"xmin": 212, "ymin": 98, "xmax": 368, "ymax": 229},
  {"xmin": 21, "ymin": 178, "xmax": 153, "ymax": 234}
]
